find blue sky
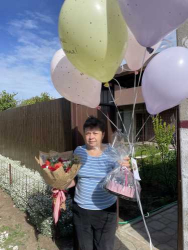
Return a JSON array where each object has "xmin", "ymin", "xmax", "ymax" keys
[
  {"xmin": 0, "ymin": 0, "xmax": 64, "ymax": 102},
  {"xmin": 157, "ymin": 30, "xmax": 177, "ymax": 53},
  {"xmin": 0, "ymin": 0, "xmax": 177, "ymax": 102}
]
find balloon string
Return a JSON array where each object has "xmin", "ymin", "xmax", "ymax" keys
[
  {"xmin": 101, "ymin": 83, "xmax": 153, "ymax": 250},
  {"xmin": 138, "ymin": 48, "xmax": 146, "ymax": 86},
  {"xmin": 86, "ymin": 107, "xmax": 90, "ymax": 118},
  {"xmin": 109, "ymin": 78, "xmax": 122, "ymax": 103},
  {"xmin": 135, "ymin": 180, "xmax": 153, "ymax": 249},
  {"xmin": 121, "ymin": 65, "xmax": 135, "ymax": 73},
  {"xmin": 97, "ymin": 107, "xmax": 120, "ymax": 132},
  {"xmin": 111, "ymin": 134, "xmax": 117, "ymax": 148},
  {"xmin": 130, "ymin": 48, "xmax": 147, "ymax": 150},
  {"xmin": 127, "ymin": 72, "xmax": 137, "ymax": 142},
  {"xmin": 107, "ymin": 85, "xmax": 131, "ymax": 146},
  {"xmin": 135, "ymin": 115, "xmax": 151, "ymax": 141},
  {"xmin": 127, "ymin": 49, "xmax": 153, "ymax": 250}
]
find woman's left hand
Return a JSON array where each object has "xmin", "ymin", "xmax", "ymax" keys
[{"xmin": 119, "ymin": 157, "xmax": 131, "ymax": 171}]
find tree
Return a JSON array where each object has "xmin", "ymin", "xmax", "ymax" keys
[
  {"xmin": 0, "ymin": 90, "xmax": 17, "ymax": 111},
  {"xmin": 20, "ymin": 92, "xmax": 54, "ymax": 106}
]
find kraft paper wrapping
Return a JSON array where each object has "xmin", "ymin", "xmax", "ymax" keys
[
  {"xmin": 35, "ymin": 150, "xmax": 81, "ymax": 189},
  {"xmin": 41, "ymin": 163, "xmax": 80, "ymax": 189}
]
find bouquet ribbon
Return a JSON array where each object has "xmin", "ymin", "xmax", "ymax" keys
[{"xmin": 52, "ymin": 189, "xmax": 67, "ymax": 224}]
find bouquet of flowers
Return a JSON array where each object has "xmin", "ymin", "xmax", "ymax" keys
[
  {"xmin": 103, "ymin": 132, "xmax": 141, "ymax": 201},
  {"xmin": 35, "ymin": 150, "xmax": 81, "ymax": 223}
]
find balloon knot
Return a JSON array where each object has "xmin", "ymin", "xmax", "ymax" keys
[
  {"xmin": 146, "ymin": 47, "xmax": 154, "ymax": 54},
  {"xmin": 104, "ymin": 82, "xmax": 110, "ymax": 88}
]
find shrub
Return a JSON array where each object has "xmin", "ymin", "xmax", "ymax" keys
[
  {"xmin": 152, "ymin": 115, "xmax": 175, "ymax": 160},
  {"xmin": 0, "ymin": 155, "xmax": 73, "ymax": 237}
]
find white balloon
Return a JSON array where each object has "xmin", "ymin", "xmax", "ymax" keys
[
  {"xmin": 125, "ymin": 29, "xmax": 161, "ymax": 71},
  {"xmin": 51, "ymin": 49, "xmax": 101, "ymax": 108},
  {"xmin": 142, "ymin": 47, "xmax": 188, "ymax": 114}
]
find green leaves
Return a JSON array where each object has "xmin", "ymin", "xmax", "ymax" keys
[
  {"xmin": 0, "ymin": 91, "xmax": 55, "ymax": 111},
  {"xmin": 152, "ymin": 115, "xmax": 175, "ymax": 160},
  {"xmin": 20, "ymin": 92, "xmax": 54, "ymax": 106},
  {"xmin": 0, "ymin": 90, "xmax": 17, "ymax": 112}
]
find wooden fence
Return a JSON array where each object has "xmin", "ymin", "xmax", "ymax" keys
[
  {"xmin": 0, "ymin": 98, "xmax": 72, "ymax": 172},
  {"xmin": 0, "ymin": 97, "xmax": 115, "ymax": 172}
]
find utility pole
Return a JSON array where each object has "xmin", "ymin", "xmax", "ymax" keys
[{"xmin": 176, "ymin": 21, "xmax": 188, "ymax": 250}]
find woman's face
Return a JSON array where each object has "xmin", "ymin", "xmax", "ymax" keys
[{"xmin": 84, "ymin": 127, "xmax": 104, "ymax": 149}]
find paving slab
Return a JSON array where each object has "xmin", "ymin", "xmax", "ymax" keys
[{"xmin": 114, "ymin": 204, "xmax": 177, "ymax": 250}]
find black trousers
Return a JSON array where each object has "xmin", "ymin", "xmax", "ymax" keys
[{"xmin": 73, "ymin": 202, "xmax": 117, "ymax": 250}]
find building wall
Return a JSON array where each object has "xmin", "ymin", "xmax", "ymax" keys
[
  {"xmin": 114, "ymin": 85, "xmax": 144, "ymax": 106},
  {"xmin": 117, "ymin": 104, "xmax": 177, "ymax": 142}
]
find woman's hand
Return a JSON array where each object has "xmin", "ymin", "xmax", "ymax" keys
[
  {"xmin": 119, "ymin": 157, "xmax": 131, "ymax": 171},
  {"xmin": 67, "ymin": 180, "xmax": 76, "ymax": 189}
]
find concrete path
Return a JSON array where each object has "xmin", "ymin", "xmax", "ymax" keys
[{"xmin": 114, "ymin": 204, "xmax": 177, "ymax": 250}]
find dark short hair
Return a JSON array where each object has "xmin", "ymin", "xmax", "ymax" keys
[{"xmin": 83, "ymin": 116, "xmax": 105, "ymax": 133}]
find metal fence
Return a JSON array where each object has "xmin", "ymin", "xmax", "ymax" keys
[
  {"xmin": 0, "ymin": 159, "xmax": 48, "ymax": 199},
  {"xmin": 0, "ymin": 157, "xmax": 75, "ymax": 239}
]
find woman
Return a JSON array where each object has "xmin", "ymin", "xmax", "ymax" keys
[{"xmin": 69, "ymin": 116, "xmax": 130, "ymax": 250}]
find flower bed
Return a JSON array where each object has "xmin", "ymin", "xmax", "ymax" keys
[{"xmin": 0, "ymin": 155, "xmax": 73, "ymax": 237}]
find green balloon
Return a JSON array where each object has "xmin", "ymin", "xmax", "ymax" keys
[{"xmin": 59, "ymin": 0, "xmax": 128, "ymax": 82}]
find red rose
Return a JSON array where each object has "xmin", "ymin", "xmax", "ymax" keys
[
  {"xmin": 45, "ymin": 160, "xmax": 51, "ymax": 166},
  {"xmin": 65, "ymin": 167, "xmax": 71, "ymax": 173},
  {"xmin": 58, "ymin": 157, "xmax": 63, "ymax": 163},
  {"xmin": 54, "ymin": 162, "xmax": 62, "ymax": 170},
  {"xmin": 42, "ymin": 164, "xmax": 47, "ymax": 169}
]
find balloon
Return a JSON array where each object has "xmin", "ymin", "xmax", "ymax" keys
[
  {"xmin": 51, "ymin": 49, "xmax": 102, "ymax": 108},
  {"xmin": 124, "ymin": 29, "xmax": 161, "ymax": 71},
  {"xmin": 142, "ymin": 47, "xmax": 188, "ymax": 115},
  {"xmin": 118, "ymin": 0, "xmax": 188, "ymax": 47},
  {"xmin": 59, "ymin": 0, "xmax": 128, "ymax": 82}
]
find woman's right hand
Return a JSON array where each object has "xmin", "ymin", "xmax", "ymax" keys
[{"xmin": 119, "ymin": 157, "xmax": 131, "ymax": 171}]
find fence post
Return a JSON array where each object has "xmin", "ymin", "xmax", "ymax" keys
[
  {"xmin": 26, "ymin": 175, "xmax": 28, "ymax": 198},
  {"xmin": 9, "ymin": 164, "xmax": 12, "ymax": 186},
  {"xmin": 116, "ymin": 198, "xmax": 119, "ymax": 229}
]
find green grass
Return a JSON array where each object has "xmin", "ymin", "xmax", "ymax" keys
[
  {"xmin": 134, "ymin": 144, "xmax": 160, "ymax": 157},
  {"xmin": 0, "ymin": 224, "xmax": 27, "ymax": 249}
]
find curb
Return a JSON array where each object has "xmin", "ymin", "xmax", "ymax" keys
[{"xmin": 118, "ymin": 203, "xmax": 177, "ymax": 229}]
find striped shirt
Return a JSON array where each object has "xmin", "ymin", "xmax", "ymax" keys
[{"xmin": 74, "ymin": 145, "xmax": 117, "ymax": 210}]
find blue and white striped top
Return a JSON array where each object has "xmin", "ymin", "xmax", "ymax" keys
[{"xmin": 74, "ymin": 145, "xmax": 117, "ymax": 210}]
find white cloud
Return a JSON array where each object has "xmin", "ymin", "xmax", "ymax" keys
[
  {"xmin": 8, "ymin": 19, "xmax": 38, "ymax": 31},
  {"xmin": 34, "ymin": 12, "xmax": 55, "ymax": 24},
  {"xmin": 0, "ymin": 63, "xmax": 57, "ymax": 101},
  {"xmin": 25, "ymin": 11, "xmax": 55, "ymax": 24},
  {"xmin": 0, "ymin": 11, "xmax": 62, "ymax": 101}
]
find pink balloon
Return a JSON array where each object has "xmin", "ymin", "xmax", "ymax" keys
[
  {"xmin": 51, "ymin": 49, "xmax": 101, "ymax": 108},
  {"xmin": 124, "ymin": 29, "xmax": 161, "ymax": 71},
  {"xmin": 118, "ymin": 0, "xmax": 188, "ymax": 47},
  {"xmin": 142, "ymin": 47, "xmax": 188, "ymax": 115}
]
